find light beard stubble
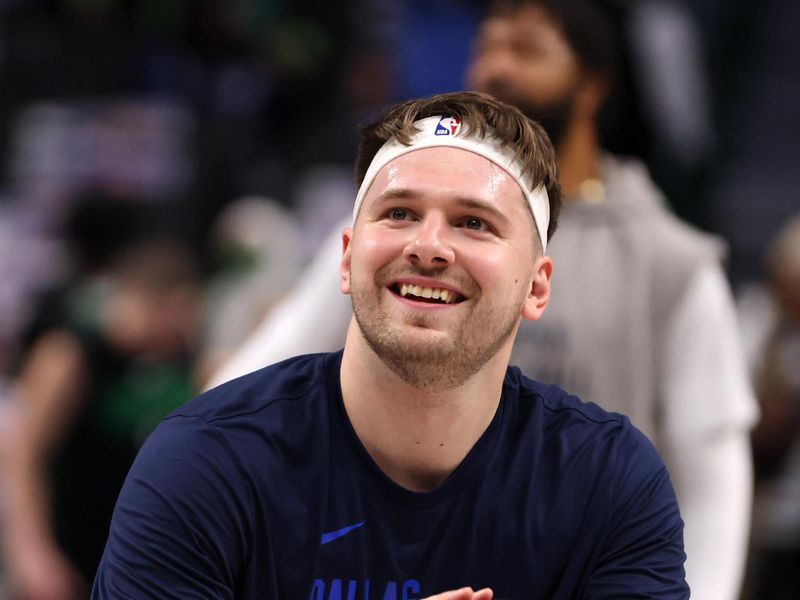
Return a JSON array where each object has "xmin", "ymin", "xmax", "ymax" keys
[{"xmin": 350, "ymin": 275, "xmax": 525, "ymax": 392}]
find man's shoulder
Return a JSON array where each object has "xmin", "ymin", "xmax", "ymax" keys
[
  {"xmin": 505, "ymin": 365, "xmax": 668, "ymax": 485},
  {"xmin": 508, "ymin": 365, "xmax": 627, "ymax": 428},
  {"xmin": 170, "ymin": 351, "xmax": 340, "ymax": 426}
]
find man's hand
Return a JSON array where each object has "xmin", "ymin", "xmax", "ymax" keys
[{"xmin": 423, "ymin": 587, "xmax": 493, "ymax": 600}]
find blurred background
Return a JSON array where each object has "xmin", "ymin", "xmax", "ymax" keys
[{"xmin": 0, "ymin": 0, "xmax": 796, "ymax": 598}]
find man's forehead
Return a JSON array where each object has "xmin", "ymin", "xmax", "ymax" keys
[{"xmin": 367, "ymin": 146, "xmax": 523, "ymax": 203}]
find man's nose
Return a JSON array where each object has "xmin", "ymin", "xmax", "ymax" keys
[{"xmin": 402, "ymin": 214, "xmax": 455, "ymax": 267}]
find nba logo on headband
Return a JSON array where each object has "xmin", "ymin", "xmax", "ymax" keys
[{"xmin": 434, "ymin": 116, "xmax": 461, "ymax": 136}]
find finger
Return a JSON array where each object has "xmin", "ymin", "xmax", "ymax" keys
[
  {"xmin": 422, "ymin": 588, "xmax": 477, "ymax": 600},
  {"xmin": 473, "ymin": 588, "xmax": 494, "ymax": 600}
]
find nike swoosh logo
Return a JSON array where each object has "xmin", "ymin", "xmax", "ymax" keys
[{"xmin": 320, "ymin": 520, "xmax": 365, "ymax": 545}]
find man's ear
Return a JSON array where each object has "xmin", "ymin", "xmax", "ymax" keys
[
  {"xmin": 340, "ymin": 227, "xmax": 354, "ymax": 295},
  {"xmin": 521, "ymin": 255, "xmax": 553, "ymax": 321}
]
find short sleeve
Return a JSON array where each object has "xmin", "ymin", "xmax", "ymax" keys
[
  {"xmin": 92, "ymin": 416, "xmax": 252, "ymax": 599},
  {"xmin": 584, "ymin": 422, "xmax": 689, "ymax": 599}
]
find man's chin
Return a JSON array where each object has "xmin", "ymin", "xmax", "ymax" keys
[
  {"xmin": 379, "ymin": 324, "xmax": 454, "ymax": 359},
  {"xmin": 361, "ymin": 322, "xmax": 454, "ymax": 366},
  {"xmin": 374, "ymin": 341, "xmax": 465, "ymax": 392}
]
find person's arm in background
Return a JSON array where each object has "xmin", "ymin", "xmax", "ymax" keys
[
  {"xmin": 661, "ymin": 264, "xmax": 759, "ymax": 600},
  {"xmin": 0, "ymin": 330, "xmax": 89, "ymax": 600},
  {"xmin": 204, "ymin": 218, "xmax": 352, "ymax": 390}
]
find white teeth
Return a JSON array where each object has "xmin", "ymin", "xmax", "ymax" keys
[{"xmin": 398, "ymin": 284, "xmax": 456, "ymax": 304}]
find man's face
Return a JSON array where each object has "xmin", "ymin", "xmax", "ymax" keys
[
  {"xmin": 341, "ymin": 147, "xmax": 551, "ymax": 390},
  {"xmin": 468, "ymin": 4, "xmax": 581, "ymax": 147}
]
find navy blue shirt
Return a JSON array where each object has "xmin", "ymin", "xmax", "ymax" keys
[{"xmin": 93, "ymin": 351, "xmax": 688, "ymax": 599}]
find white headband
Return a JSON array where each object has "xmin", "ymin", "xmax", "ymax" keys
[{"xmin": 353, "ymin": 115, "xmax": 550, "ymax": 252}]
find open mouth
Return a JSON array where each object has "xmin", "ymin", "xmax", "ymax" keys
[{"xmin": 390, "ymin": 283, "xmax": 464, "ymax": 305}]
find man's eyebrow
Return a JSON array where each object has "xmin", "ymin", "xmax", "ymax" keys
[
  {"xmin": 453, "ymin": 196, "xmax": 511, "ymax": 225},
  {"xmin": 373, "ymin": 188, "xmax": 421, "ymax": 202}
]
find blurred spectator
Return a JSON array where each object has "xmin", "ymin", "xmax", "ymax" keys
[
  {"xmin": 738, "ymin": 215, "xmax": 800, "ymax": 600},
  {"xmin": 0, "ymin": 206, "xmax": 203, "ymax": 598},
  {"xmin": 0, "ymin": 203, "xmax": 67, "ymax": 378},
  {"xmin": 0, "ymin": 95, "xmax": 196, "ymax": 382}
]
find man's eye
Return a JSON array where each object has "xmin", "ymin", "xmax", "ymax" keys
[
  {"xmin": 389, "ymin": 208, "xmax": 409, "ymax": 220},
  {"xmin": 464, "ymin": 216, "xmax": 485, "ymax": 230}
]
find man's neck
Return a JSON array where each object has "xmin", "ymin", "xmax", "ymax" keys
[
  {"xmin": 339, "ymin": 321, "xmax": 508, "ymax": 493},
  {"xmin": 555, "ymin": 119, "xmax": 602, "ymax": 201}
]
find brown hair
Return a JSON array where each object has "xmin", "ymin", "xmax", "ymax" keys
[{"xmin": 355, "ymin": 91, "xmax": 561, "ymax": 242}]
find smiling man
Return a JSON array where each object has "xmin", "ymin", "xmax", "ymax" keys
[{"xmin": 93, "ymin": 92, "xmax": 688, "ymax": 599}]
